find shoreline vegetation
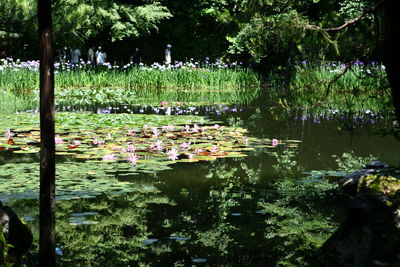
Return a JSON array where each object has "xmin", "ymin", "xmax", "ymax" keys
[
  {"xmin": 0, "ymin": 58, "xmax": 260, "ymax": 91},
  {"xmin": 0, "ymin": 58, "xmax": 392, "ymax": 115}
]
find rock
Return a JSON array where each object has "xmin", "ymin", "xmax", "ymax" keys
[
  {"xmin": 320, "ymin": 192, "xmax": 400, "ymax": 266},
  {"xmin": 339, "ymin": 161, "xmax": 393, "ymax": 196},
  {"xmin": 365, "ymin": 161, "xmax": 390, "ymax": 169},
  {"xmin": 0, "ymin": 202, "xmax": 33, "ymax": 264},
  {"xmin": 319, "ymin": 162, "xmax": 400, "ymax": 266}
]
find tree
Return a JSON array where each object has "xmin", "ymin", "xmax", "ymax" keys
[
  {"xmin": 0, "ymin": 0, "xmax": 37, "ymax": 57},
  {"xmin": 51, "ymin": 0, "xmax": 172, "ymax": 46},
  {"xmin": 228, "ymin": 0, "xmax": 400, "ymax": 123},
  {"xmin": 2, "ymin": 0, "xmax": 172, "ymax": 59},
  {"xmin": 383, "ymin": 0, "xmax": 400, "ymax": 123},
  {"xmin": 38, "ymin": 0, "xmax": 56, "ymax": 265}
]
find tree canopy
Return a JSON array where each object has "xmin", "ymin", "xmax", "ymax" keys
[{"xmin": 0, "ymin": 0, "xmax": 389, "ymax": 66}]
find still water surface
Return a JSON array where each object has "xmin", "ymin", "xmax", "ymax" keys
[{"xmin": 3, "ymin": 90, "xmax": 400, "ymax": 266}]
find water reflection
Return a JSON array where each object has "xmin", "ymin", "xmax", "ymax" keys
[{"xmin": 3, "ymin": 88, "xmax": 400, "ymax": 265}]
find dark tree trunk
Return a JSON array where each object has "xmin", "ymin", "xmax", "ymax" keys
[
  {"xmin": 384, "ymin": 0, "xmax": 400, "ymax": 123},
  {"xmin": 38, "ymin": 0, "xmax": 56, "ymax": 266}
]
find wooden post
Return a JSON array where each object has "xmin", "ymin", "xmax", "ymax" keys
[{"xmin": 38, "ymin": 0, "xmax": 56, "ymax": 265}]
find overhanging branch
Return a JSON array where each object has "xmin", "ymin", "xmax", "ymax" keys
[{"xmin": 304, "ymin": 0, "xmax": 385, "ymax": 33}]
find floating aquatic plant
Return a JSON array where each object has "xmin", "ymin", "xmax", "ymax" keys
[{"xmin": 0, "ymin": 112, "xmax": 301, "ymax": 199}]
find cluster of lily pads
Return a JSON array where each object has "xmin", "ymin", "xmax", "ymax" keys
[
  {"xmin": 1, "ymin": 117, "xmax": 278, "ymax": 164},
  {"xmin": 0, "ymin": 112, "xmax": 300, "ymax": 200}
]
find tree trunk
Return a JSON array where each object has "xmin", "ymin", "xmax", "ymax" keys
[
  {"xmin": 384, "ymin": 0, "xmax": 400, "ymax": 123},
  {"xmin": 38, "ymin": 0, "xmax": 56, "ymax": 265}
]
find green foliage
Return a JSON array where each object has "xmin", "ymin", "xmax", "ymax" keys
[
  {"xmin": 288, "ymin": 61, "xmax": 392, "ymax": 115},
  {"xmin": 333, "ymin": 151, "xmax": 376, "ymax": 172},
  {"xmin": 52, "ymin": 1, "xmax": 172, "ymax": 43},
  {"xmin": 258, "ymin": 178, "xmax": 338, "ymax": 266},
  {"xmin": 271, "ymin": 148, "xmax": 300, "ymax": 177},
  {"xmin": 0, "ymin": 112, "xmax": 288, "ymax": 199},
  {"xmin": 0, "ymin": 227, "xmax": 5, "ymax": 266},
  {"xmin": 0, "ymin": 61, "xmax": 260, "ymax": 113},
  {"xmin": 0, "ymin": 0, "xmax": 171, "ymax": 54},
  {"xmin": 358, "ymin": 175, "xmax": 400, "ymax": 197},
  {"xmin": 227, "ymin": 0, "xmax": 382, "ymax": 65}
]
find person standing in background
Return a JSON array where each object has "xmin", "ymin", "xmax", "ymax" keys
[
  {"xmin": 164, "ymin": 44, "xmax": 172, "ymax": 65},
  {"xmin": 70, "ymin": 48, "xmax": 81, "ymax": 68},
  {"xmin": 130, "ymin": 48, "xmax": 141, "ymax": 65},
  {"xmin": 96, "ymin": 46, "xmax": 107, "ymax": 65},
  {"xmin": 87, "ymin": 46, "xmax": 95, "ymax": 66}
]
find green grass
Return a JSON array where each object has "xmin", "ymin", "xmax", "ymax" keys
[
  {"xmin": 0, "ymin": 66, "xmax": 260, "ymax": 92},
  {"xmin": 0, "ymin": 64, "xmax": 260, "ymax": 113}
]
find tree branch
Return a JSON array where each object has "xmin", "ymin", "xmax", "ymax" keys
[{"xmin": 304, "ymin": 0, "xmax": 385, "ymax": 33}]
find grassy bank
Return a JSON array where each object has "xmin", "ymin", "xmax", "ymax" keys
[
  {"xmin": 0, "ymin": 58, "xmax": 260, "ymax": 92},
  {"xmin": 0, "ymin": 58, "xmax": 260, "ymax": 113}
]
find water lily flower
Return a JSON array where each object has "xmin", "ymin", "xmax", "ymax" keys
[
  {"xmin": 93, "ymin": 139, "xmax": 105, "ymax": 146},
  {"xmin": 102, "ymin": 154, "xmax": 116, "ymax": 161},
  {"xmin": 150, "ymin": 140, "xmax": 163, "ymax": 151},
  {"xmin": 55, "ymin": 136, "xmax": 64, "ymax": 144},
  {"xmin": 167, "ymin": 148, "xmax": 179, "ymax": 161},
  {"xmin": 188, "ymin": 153, "xmax": 194, "ymax": 160},
  {"xmin": 213, "ymin": 124, "xmax": 220, "ymax": 129},
  {"xmin": 127, "ymin": 153, "xmax": 139, "ymax": 165},
  {"xmin": 180, "ymin": 141, "xmax": 191, "ymax": 150},
  {"xmin": 272, "ymin": 139, "xmax": 279, "ymax": 146},
  {"xmin": 72, "ymin": 140, "xmax": 81, "ymax": 146},
  {"xmin": 210, "ymin": 146, "xmax": 220, "ymax": 153},
  {"xmin": 127, "ymin": 129, "xmax": 136, "ymax": 135},
  {"xmin": 162, "ymin": 125, "xmax": 174, "ymax": 131},
  {"xmin": 194, "ymin": 148, "xmax": 203, "ymax": 154},
  {"xmin": 184, "ymin": 125, "xmax": 190, "ymax": 132},
  {"xmin": 126, "ymin": 144, "xmax": 136, "ymax": 152},
  {"xmin": 152, "ymin": 127, "xmax": 160, "ymax": 136},
  {"xmin": 5, "ymin": 129, "xmax": 13, "ymax": 139},
  {"xmin": 159, "ymin": 101, "xmax": 168, "ymax": 106},
  {"xmin": 192, "ymin": 124, "xmax": 199, "ymax": 133}
]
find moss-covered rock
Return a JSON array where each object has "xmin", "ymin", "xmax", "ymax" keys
[
  {"xmin": 320, "ymin": 162, "xmax": 400, "ymax": 266},
  {"xmin": 358, "ymin": 175, "xmax": 400, "ymax": 197}
]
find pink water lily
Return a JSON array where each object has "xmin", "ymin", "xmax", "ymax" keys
[
  {"xmin": 93, "ymin": 139, "xmax": 105, "ymax": 146},
  {"xmin": 126, "ymin": 144, "xmax": 136, "ymax": 152},
  {"xmin": 191, "ymin": 124, "xmax": 199, "ymax": 133},
  {"xmin": 150, "ymin": 140, "xmax": 163, "ymax": 151},
  {"xmin": 210, "ymin": 146, "xmax": 220, "ymax": 153},
  {"xmin": 102, "ymin": 154, "xmax": 116, "ymax": 161},
  {"xmin": 272, "ymin": 139, "xmax": 279, "ymax": 146},
  {"xmin": 55, "ymin": 135, "xmax": 64, "ymax": 144},
  {"xmin": 162, "ymin": 125, "xmax": 174, "ymax": 131},
  {"xmin": 194, "ymin": 148, "xmax": 203, "ymax": 154},
  {"xmin": 127, "ymin": 153, "xmax": 139, "ymax": 165},
  {"xmin": 127, "ymin": 129, "xmax": 136, "ymax": 135},
  {"xmin": 167, "ymin": 148, "xmax": 179, "ymax": 161},
  {"xmin": 72, "ymin": 140, "xmax": 81, "ymax": 146},
  {"xmin": 5, "ymin": 129, "xmax": 13, "ymax": 139},
  {"xmin": 152, "ymin": 127, "xmax": 160, "ymax": 136},
  {"xmin": 180, "ymin": 141, "xmax": 191, "ymax": 150}
]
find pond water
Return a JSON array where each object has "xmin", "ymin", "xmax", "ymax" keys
[{"xmin": 2, "ymin": 87, "xmax": 400, "ymax": 266}]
